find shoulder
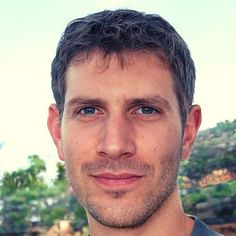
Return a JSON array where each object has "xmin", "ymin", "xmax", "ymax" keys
[{"xmin": 190, "ymin": 216, "xmax": 223, "ymax": 236}]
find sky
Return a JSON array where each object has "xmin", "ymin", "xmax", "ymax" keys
[{"xmin": 0, "ymin": 0, "xmax": 236, "ymax": 180}]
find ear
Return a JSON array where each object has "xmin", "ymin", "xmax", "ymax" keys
[
  {"xmin": 181, "ymin": 105, "xmax": 202, "ymax": 160},
  {"xmin": 47, "ymin": 104, "xmax": 65, "ymax": 161}
]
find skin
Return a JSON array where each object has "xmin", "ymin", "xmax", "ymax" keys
[{"xmin": 48, "ymin": 51, "xmax": 201, "ymax": 236}]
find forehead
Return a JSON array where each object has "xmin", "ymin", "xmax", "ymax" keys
[
  {"xmin": 69, "ymin": 50, "xmax": 169, "ymax": 73},
  {"xmin": 65, "ymin": 50, "xmax": 176, "ymax": 103}
]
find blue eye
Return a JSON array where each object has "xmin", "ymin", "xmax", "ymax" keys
[
  {"xmin": 80, "ymin": 107, "xmax": 97, "ymax": 114},
  {"xmin": 136, "ymin": 107, "xmax": 158, "ymax": 114}
]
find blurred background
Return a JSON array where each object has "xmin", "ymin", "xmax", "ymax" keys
[{"xmin": 0, "ymin": 0, "xmax": 235, "ymax": 235}]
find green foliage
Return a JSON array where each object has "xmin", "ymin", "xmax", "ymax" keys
[
  {"xmin": 180, "ymin": 119, "xmax": 236, "ymax": 181},
  {"xmin": 181, "ymin": 189, "xmax": 208, "ymax": 213},
  {"xmin": 40, "ymin": 204, "xmax": 67, "ymax": 227},
  {"xmin": 55, "ymin": 162, "xmax": 67, "ymax": 182},
  {"xmin": 1, "ymin": 199, "xmax": 30, "ymax": 233},
  {"xmin": 181, "ymin": 180, "xmax": 236, "ymax": 214},
  {"xmin": 207, "ymin": 181, "xmax": 236, "ymax": 198},
  {"xmin": 0, "ymin": 157, "xmax": 87, "ymax": 234},
  {"xmin": 0, "ymin": 155, "xmax": 46, "ymax": 196},
  {"xmin": 215, "ymin": 120, "xmax": 235, "ymax": 133},
  {"xmin": 69, "ymin": 195, "xmax": 87, "ymax": 229},
  {"xmin": 0, "ymin": 155, "xmax": 47, "ymax": 233},
  {"xmin": 28, "ymin": 155, "xmax": 46, "ymax": 177}
]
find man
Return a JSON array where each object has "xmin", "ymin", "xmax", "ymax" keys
[{"xmin": 47, "ymin": 9, "xmax": 222, "ymax": 236}]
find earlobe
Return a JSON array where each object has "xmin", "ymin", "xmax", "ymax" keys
[
  {"xmin": 181, "ymin": 105, "xmax": 202, "ymax": 160},
  {"xmin": 47, "ymin": 104, "xmax": 65, "ymax": 161}
]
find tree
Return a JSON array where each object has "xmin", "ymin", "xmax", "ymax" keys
[
  {"xmin": 180, "ymin": 119, "xmax": 236, "ymax": 182},
  {"xmin": 1, "ymin": 155, "xmax": 46, "ymax": 195},
  {"xmin": 54, "ymin": 162, "xmax": 67, "ymax": 184},
  {"xmin": 0, "ymin": 155, "xmax": 88, "ymax": 234},
  {"xmin": 0, "ymin": 155, "xmax": 47, "ymax": 234}
]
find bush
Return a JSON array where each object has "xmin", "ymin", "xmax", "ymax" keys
[
  {"xmin": 181, "ymin": 189, "xmax": 208, "ymax": 213},
  {"xmin": 40, "ymin": 204, "xmax": 67, "ymax": 227}
]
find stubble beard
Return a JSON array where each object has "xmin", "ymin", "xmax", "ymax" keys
[{"xmin": 67, "ymin": 148, "xmax": 181, "ymax": 229}]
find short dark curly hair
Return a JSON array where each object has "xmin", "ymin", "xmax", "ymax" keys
[{"xmin": 51, "ymin": 9, "xmax": 195, "ymax": 125}]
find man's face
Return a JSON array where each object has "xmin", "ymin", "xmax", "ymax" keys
[{"xmin": 49, "ymin": 51, "xmax": 195, "ymax": 228}]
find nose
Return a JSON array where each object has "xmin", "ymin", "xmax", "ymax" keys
[{"xmin": 97, "ymin": 114, "xmax": 136, "ymax": 160}]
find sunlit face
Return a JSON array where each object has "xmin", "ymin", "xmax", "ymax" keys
[{"xmin": 50, "ymin": 51, "xmax": 188, "ymax": 228}]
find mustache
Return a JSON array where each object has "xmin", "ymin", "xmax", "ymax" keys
[{"xmin": 81, "ymin": 158, "xmax": 153, "ymax": 175}]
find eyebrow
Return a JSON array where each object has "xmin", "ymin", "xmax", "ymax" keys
[
  {"xmin": 68, "ymin": 97, "xmax": 107, "ymax": 107},
  {"xmin": 127, "ymin": 96, "xmax": 172, "ymax": 110},
  {"xmin": 67, "ymin": 95, "xmax": 172, "ymax": 110}
]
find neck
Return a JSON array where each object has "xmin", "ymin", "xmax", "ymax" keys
[{"xmin": 87, "ymin": 189, "xmax": 194, "ymax": 236}]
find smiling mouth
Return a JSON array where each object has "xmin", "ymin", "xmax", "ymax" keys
[{"xmin": 90, "ymin": 172, "xmax": 144, "ymax": 189}]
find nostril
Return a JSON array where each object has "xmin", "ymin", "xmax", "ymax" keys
[
  {"xmin": 98, "ymin": 151, "xmax": 133, "ymax": 160},
  {"xmin": 121, "ymin": 152, "xmax": 133, "ymax": 159},
  {"xmin": 98, "ymin": 151, "xmax": 108, "ymax": 158}
]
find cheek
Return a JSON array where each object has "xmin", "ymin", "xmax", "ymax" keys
[
  {"xmin": 138, "ymin": 125, "xmax": 181, "ymax": 152},
  {"xmin": 62, "ymin": 123, "xmax": 96, "ymax": 158},
  {"xmin": 62, "ymin": 134, "xmax": 88, "ymax": 188},
  {"xmin": 136, "ymin": 125, "xmax": 182, "ymax": 172},
  {"xmin": 61, "ymin": 125, "xmax": 100, "ymax": 183}
]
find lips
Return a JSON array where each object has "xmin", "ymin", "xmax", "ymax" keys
[
  {"xmin": 94, "ymin": 173, "xmax": 141, "ymax": 179},
  {"xmin": 90, "ymin": 172, "xmax": 143, "ymax": 189}
]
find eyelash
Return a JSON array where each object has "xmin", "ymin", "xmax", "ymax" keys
[
  {"xmin": 75, "ymin": 105, "xmax": 161, "ymax": 116},
  {"xmin": 134, "ymin": 106, "xmax": 161, "ymax": 115},
  {"xmin": 75, "ymin": 106, "xmax": 101, "ymax": 115}
]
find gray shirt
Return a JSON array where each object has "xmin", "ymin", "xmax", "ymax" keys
[{"xmin": 190, "ymin": 216, "xmax": 223, "ymax": 236}]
